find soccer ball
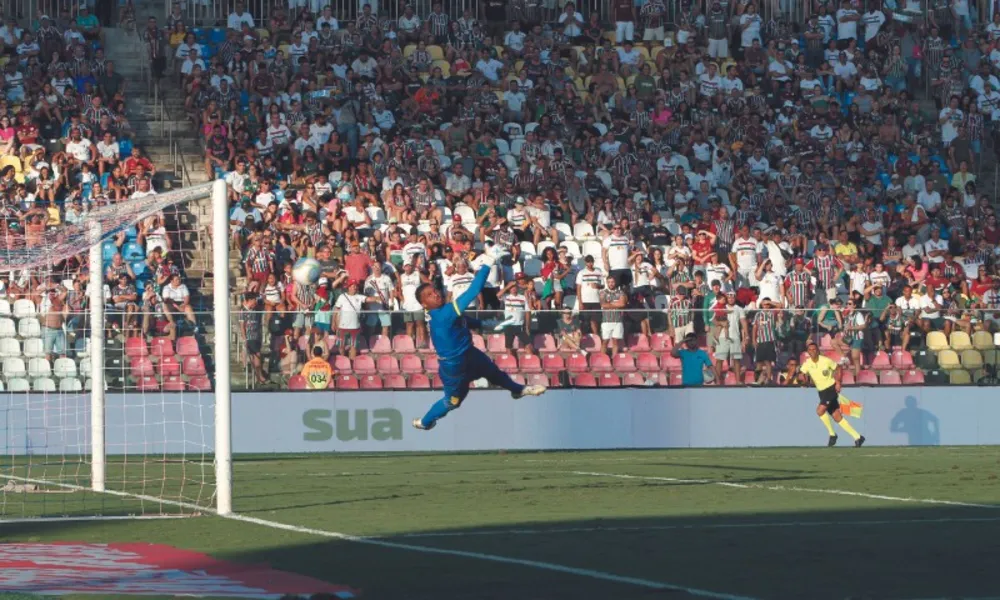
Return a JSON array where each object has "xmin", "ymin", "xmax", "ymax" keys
[{"xmin": 292, "ymin": 257, "xmax": 321, "ymax": 285}]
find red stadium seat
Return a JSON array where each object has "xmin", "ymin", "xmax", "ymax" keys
[
  {"xmin": 841, "ymin": 370, "xmax": 856, "ymax": 385},
  {"xmin": 637, "ymin": 352, "xmax": 659, "ymax": 372},
  {"xmin": 901, "ymin": 370, "xmax": 925, "ymax": 384},
  {"xmin": 519, "ymin": 353, "xmax": 543, "ymax": 373},
  {"xmin": 511, "ymin": 374, "xmax": 527, "ymax": 385},
  {"xmin": 626, "ymin": 333, "xmax": 651, "ymax": 351},
  {"xmin": 431, "ymin": 374, "xmax": 443, "ymax": 388},
  {"xmin": 149, "ymin": 338, "xmax": 174, "ymax": 359},
  {"xmin": 722, "ymin": 371, "xmax": 739, "ymax": 386},
  {"xmin": 336, "ymin": 375, "xmax": 360, "ymax": 389},
  {"xmin": 369, "ymin": 335, "xmax": 392, "ymax": 354},
  {"xmin": 598, "ymin": 373, "xmax": 621, "ymax": 387},
  {"xmin": 891, "ymin": 350, "xmax": 914, "ymax": 370},
  {"xmin": 650, "ymin": 332, "xmax": 672, "ymax": 352},
  {"xmin": 819, "ymin": 334, "xmax": 834, "ymax": 351},
  {"xmin": 580, "ymin": 334, "xmax": 601, "ymax": 351},
  {"xmin": 182, "ymin": 356, "xmax": 207, "ymax": 377},
  {"xmin": 574, "ymin": 373, "xmax": 597, "ymax": 387},
  {"xmin": 385, "ymin": 374, "xmax": 408, "ymax": 389},
  {"xmin": 360, "ymin": 375, "xmax": 383, "ymax": 389},
  {"xmin": 288, "ymin": 375, "xmax": 307, "ymax": 390},
  {"xmin": 353, "ymin": 355, "xmax": 376, "ymax": 374},
  {"xmin": 130, "ymin": 357, "xmax": 155, "ymax": 378},
  {"xmin": 589, "ymin": 353, "xmax": 613, "ymax": 372},
  {"xmin": 158, "ymin": 356, "xmax": 181, "ymax": 377},
  {"xmin": 408, "ymin": 374, "xmax": 431, "ymax": 388},
  {"xmin": 377, "ymin": 355, "xmax": 401, "ymax": 374},
  {"xmin": 332, "ymin": 354, "xmax": 353, "ymax": 373},
  {"xmin": 566, "ymin": 353, "xmax": 588, "ymax": 372},
  {"xmin": 823, "ymin": 350, "xmax": 843, "ymax": 364},
  {"xmin": 527, "ymin": 373, "xmax": 549, "ymax": 387},
  {"xmin": 870, "ymin": 351, "xmax": 892, "ymax": 370},
  {"xmin": 392, "ymin": 335, "xmax": 416, "ymax": 353},
  {"xmin": 189, "ymin": 376, "xmax": 212, "ymax": 392},
  {"xmin": 136, "ymin": 375, "xmax": 159, "ymax": 391},
  {"xmin": 162, "ymin": 376, "xmax": 185, "ymax": 391},
  {"xmin": 542, "ymin": 353, "xmax": 565, "ymax": 371},
  {"xmin": 419, "ymin": 338, "xmax": 436, "ymax": 354},
  {"xmin": 400, "ymin": 354, "xmax": 423, "ymax": 374},
  {"xmin": 487, "ymin": 334, "xmax": 506, "ymax": 353},
  {"xmin": 176, "ymin": 336, "xmax": 199, "ymax": 357},
  {"xmin": 495, "ymin": 353, "xmax": 518, "ymax": 372},
  {"xmin": 548, "ymin": 374, "xmax": 563, "ymax": 387},
  {"xmin": 533, "ymin": 334, "xmax": 557, "ymax": 352},
  {"xmin": 125, "ymin": 337, "xmax": 149, "ymax": 358},
  {"xmin": 880, "ymin": 370, "xmax": 902, "ymax": 385},
  {"xmin": 743, "ymin": 371, "xmax": 758, "ymax": 385},
  {"xmin": 613, "ymin": 353, "xmax": 636, "ymax": 372},
  {"xmin": 623, "ymin": 372, "xmax": 645, "ymax": 386},
  {"xmin": 856, "ymin": 370, "xmax": 878, "ymax": 385},
  {"xmin": 424, "ymin": 355, "xmax": 439, "ymax": 372},
  {"xmin": 668, "ymin": 372, "xmax": 682, "ymax": 386},
  {"xmin": 661, "ymin": 354, "xmax": 682, "ymax": 372},
  {"xmin": 472, "ymin": 334, "xmax": 486, "ymax": 351},
  {"xmin": 328, "ymin": 376, "xmax": 337, "ymax": 389}
]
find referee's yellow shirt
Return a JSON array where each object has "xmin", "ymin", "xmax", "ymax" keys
[{"xmin": 800, "ymin": 355, "xmax": 838, "ymax": 392}]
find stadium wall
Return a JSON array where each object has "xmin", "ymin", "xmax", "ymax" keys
[{"xmin": 3, "ymin": 388, "xmax": 997, "ymax": 455}]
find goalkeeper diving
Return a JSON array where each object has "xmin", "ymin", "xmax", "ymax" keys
[{"xmin": 413, "ymin": 245, "xmax": 546, "ymax": 431}]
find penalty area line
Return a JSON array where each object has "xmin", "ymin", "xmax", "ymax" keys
[
  {"xmin": 571, "ymin": 471, "xmax": 1000, "ymax": 509},
  {"xmin": 2, "ymin": 474, "xmax": 756, "ymax": 600}
]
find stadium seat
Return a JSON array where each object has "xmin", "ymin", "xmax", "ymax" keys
[
  {"xmin": 668, "ymin": 372, "xmax": 683, "ymax": 386},
  {"xmin": 124, "ymin": 337, "xmax": 149, "ymax": 358},
  {"xmin": 891, "ymin": 350, "xmax": 914, "ymax": 370},
  {"xmin": 59, "ymin": 377, "xmax": 83, "ymax": 392},
  {"xmin": 27, "ymin": 357, "xmax": 51, "ymax": 378},
  {"xmin": 424, "ymin": 355, "xmax": 439, "ymax": 373},
  {"xmin": 332, "ymin": 354, "xmax": 352, "ymax": 373},
  {"xmin": 841, "ymin": 370, "xmax": 856, "ymax": 385},
  {"xmin": 650, "ymin": 332, "xmax": 672, "ymax": 352},
  {"xmin": 136, "ymin": 376, "xmax": 159, "ymax": 391},
  {"xmin": 32, "ymin": 377, "xmax": 55, "ymax": 392},
  {"xmin": 937, "ymin": 349, "xmax": 961, "ymax": 369},
  {"xmin": 880, "ymin": 370, "xmax": 902, "ymax": 385},
  {"xmin": 122, "ymin": 241, "xmax": 145, "ymax": 261},
  {"xmin": 574, "ymin": 373, "xmax": 597, "ymax": 387},
  {"xmin": 385, "ymin": 374, "xmax": 407, "ymax": 389},
  {"xmin": 353, "ymin": 355, "xmax": 376, "ymax": 374},
  {"xmin": 819, "ymin": 334, "xmax": 834, "ymax": 351},
  {"xmin": 360, "ymin": 375, "xmax": 384, "ymax": 389},
  {"xmin": 623, "ymin": 372, "xmax": 646, "ymax": 386},
  {"xmin": 495, "ymin": 353, "xmax": 518, "ymax": 372},
  {"xmin": 150, "ymin": 338, "xmax": 175, "ymax": 359},
  {"xmin": 542, "ymin": 353, "xmax": 565, "ymax": 371},
  {"xmin": 661, "ymin": 354, "xmax": 682, "ymax": 371},
  {"xmin": 612, "ymin": 353, "xmax": 636, "ymax": 372},
  {"xmin": 566, "ymin": 352, "xmax": 588, "ymax": 372},
  {"xmin": 949, "ymin": 331, "xmax": 973, "ymax": 351},
  {"xmin": 487, "ymin": 334, "xmax": 506, "ymax": 353},
  {"xmin": 182, "ymin": 356, "xmax": 207, "ymax": 377},
  {"xmin": 17, "ymin": 318, "xmax": 40, "ymax": 338},
  {"xmin": 532, "ymin": 334, "xmax": 557, "ymax": 352},
  {"xmin": 400, "ymin": 354, "xmax": 423, "ymax": 374},
  {"xmin": 743, "ymin": 371, "xmax": 758, "ymax": 385},
  {"xmin": 519, "ymin": 353, "xmax": 542, "ymax": 373},
  {"xmin": 722, "ymin": 371, "xmax": 739, "ymax": 386},
  {"xmin": 598, "ymin": 373, "xmax": 621, "ymax": 387},
  {"xmin": 369, "ymin": 335, "xmax": 392, "ymax": 353},
  {"xmin": 973, "ymin": 331, "xmax": 994, "ymax": 350},
  {"xmin": 408, "ymin": 373, "xmax": 431, "ymax": 389},
  {"xmin": 6, "ymin": 377, "xmax": 28, "ymax": 392},
  {"xmin": 580, "ymin": 334, "xmax": 602, "ymax": 352},
  {"xmin": 511, "ymin": 374, "xmax": 526, "ymax": 386},
  {"xmin": 392, "ymin": 335, "xmax": 416, "ymax": 353},
  {"xmin": 377, "ymin": 355, "xmax": 401, "ymax": 374},
  {"xmin": 336, "ymin": 375, "xmax": 360, "ymax": 389},
  {"xmin": 949, "ymin": 369, "xmax": 972, "ymax": 385},
  {"xmin": 130, "ymin": 357, "xmax": 155, "ymax": 378},
  {"xmin": 856, "ymin": 370, "xmax": 878, "ymax": 385},
  {"xmin": 637, "ymin": 352, "xmax": 659, "ymax": 372},
  {"xmin": 0, "ymin": 299, "xmax": 9, "ymax": 316},
  {"xmin": 189, "ymin": 376, "xmax": 212, "ymax": 391},
  {"xmin": 870, "ymin": 351, "xmax": 891, "ymax": 370},
  {"xmin": 913, "ymin": 349, "xmax": 938, "ymax": 370},
  {"xmin": 901, "ymin": 370, "xmax": 925, "ymax": 384},
  {"xmin": 75, "ymin": 337, "xmax": 91, "ymax": 359},
  {"xmin": 12, "ymin": 299, "xmax": 35, "ymax": 319},
  {"xmin": 158, "ymin": 356, "xmax": 181, "ymax": 376},
  {"xmin": 626, "ymin": 334, "xmax": 651, "ymax": 351},
  {"xmin": 960, "ymin": 349, "xmax": 983, "ymax": 369},
  {"xmin": 0, "ymin": 318, "xmax": 14, "ymax": 338},
  {"xmin": 0, "ymin": 338, "xmax": 19, "ymax": 357},
  {"xmin": 22, "ymin": 338, "xmax": 44, "ymax": 358},
  {"xmin": 926, "ymin": 331, "xmax": 949, "ymax": 351},
  {"xmin": 53, "ymin": 357, "xmax": 77, "ymax": 379},
  {"xmin": 420, "ymin": 338, "xmax": 436, "ymax": 354},
  {"xmin": 589, "ymin": 353, "xmax": 613, "ymax": 372},
  {"xmin": 176, "ymin": 337, "xmax": 199, "ymax": 357},
  {"xmin": 162, "ymin": 376, "xmax": 186, "ymax": 391},
  {"xmin": 288, "ymin": 375, "xmax": 307, "ymax": 390}
]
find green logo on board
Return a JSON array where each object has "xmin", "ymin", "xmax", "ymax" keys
[{"xmin": 302, "ymin": 409, "xmax": 404, "ymax": 442}]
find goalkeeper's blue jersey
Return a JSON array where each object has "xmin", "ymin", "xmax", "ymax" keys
[{"xmin": 428, "ymin": 266, "xmax": 489, "ymax": 363}]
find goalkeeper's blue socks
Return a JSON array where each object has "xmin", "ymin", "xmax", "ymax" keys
[{"xmin": 420, "ymin": 397, "xmax": 455, "ymax": 428}]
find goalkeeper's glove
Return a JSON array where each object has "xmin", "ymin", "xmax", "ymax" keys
[{"xmin": 479, "ymin": 244, "xmax": 510, "ymax": 267}]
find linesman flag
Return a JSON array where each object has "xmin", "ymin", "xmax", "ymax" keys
[{"xmin": 838, "ymin": 394, "xmax": 864, "ymax": 419}]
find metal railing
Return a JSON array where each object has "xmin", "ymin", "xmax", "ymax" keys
[{"xmin": 178, "ymin": 0, "xmax": 481, "ymax": 29}]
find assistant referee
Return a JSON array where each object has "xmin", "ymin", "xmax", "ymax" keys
[{"xmin": 798, "ymin": 340, "xmax": 865, "ymax": 447}]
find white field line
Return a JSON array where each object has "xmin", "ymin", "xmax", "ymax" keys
[
  {"xmin": 395, "ymin": 515, "xmax": 1000, "ymax": 539},
  {"xmin": 523, "ymin": 450, "xmax": 995, "ymax": 463},
  {"xmin": 0, "ymin": 474, "xmax": 757, "ymax": 600},
  {"xmin": 571, "ymin": 471, "xmax": 1000, "ymax": 509},
  {"xmin": 0, "ymin": 514, "xmax": 196, "ymax": 525}
]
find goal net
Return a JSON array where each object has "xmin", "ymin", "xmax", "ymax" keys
[{"xmin": 0, "ymin": 180, "xmax": 232, "ymax": 521}]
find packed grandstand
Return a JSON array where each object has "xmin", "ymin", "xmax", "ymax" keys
[{"xmin": 3, "ymin": 0, "xmax": 1000, "ymax": 392}]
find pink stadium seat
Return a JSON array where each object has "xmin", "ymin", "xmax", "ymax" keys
[
  {"xmin": 354, "ymin": 336, "xmax": 370, "ymax": 354},
  {"xmin": 189, "ymin": 376, "xmax": 212, "ymax": 391},
  {"xmin": 419, "ymin": 338, "xmax": 436, "ymax": 354},
  {"xmin": 574, "ymin": 373, "xmax": 597, "ymax": 387},
  {"xmin": 823, "ymin": 350, "xmax": 843, "ymax": 364},
  {"xmin": 369, "ymin": 335, "xmax": 392, "ymax": 354},
  {"xmin": 841, "ymin": 370, "xmax": 856, "ymax": 385},
  {"xmin": 856, "ymin": 370, "xmax": 878, "ymax": 385},
  {"xmin": 650, "ymin": 332, "xmax": 672, "ymax": 352},
  {"xmin": 431, "ymin": 374, "xmax": 443, "ymax": 388},
  {"xmin": 472, "ymin": 334, "xmax": 486, "ymax": 351},
  {"xmin": 668, "ymin": 372, "xmax": 683, "ymax": 386},
  {"xmin": 392, "ymin": 335, "xmax": 416, "ymax": 353},
  {"xmin": 162, "ymin": 376, "xmax": 185, "ymax": 391},
  {"xmin": 661, "ymin": 354, "xmax": 682, "ymax": 372},
  {"xmin": 533, "ymin": 334, "xmax": 557, "ymax": 352},
  {"xmin": 377, "ymin": 355, "xmax": 401, "ymax": 374},
  {"xmin": 288, "ymin": 375, "xmax": 307, "ymax": 390},
  {"xmin": 332, "ymin": 354, "xmax": 352, "ymax": 373},
  {"xmin": 359, "ymin": 375, "xmax": 383, "ymax": 389},
  {"xmin": 125, "ymin": 337, "xmax": 149, "ymax": 358},
  {"xmin": 870, "ymin": 351, "xmax": 891, "ymax": 370},
  {"xmin": 527, "ymin": 373, "xmax": 549, "ymax": 387},
  {"xmin": 566, "ymin": 353, "xmax": 588, "ymax": 373},
  {"xmin": 626, "ymin": 334, "xmax": 650, "ymax": 351},
  {"xmin": 548, "ymin": 374, "xmax": 563, "ymax": 387},
  {"xmin": 408, "ymin": 373, "xmax": 431, "ymax": 388},
  {"xmin": 487, "ymin": 334, "xmax": 507, "ymax": 353},
  {"xmin": 180, "ymin": 356, "xmax": 206, "ymax": 377},
  {"xmin": 598, "ymin": 373, "xmax": 621, "ymax": 387},
  {"xmin": 589, "ymin": 353, "xmax": 613, "ymax": 372},
  {"xmin": 336, "ymin": 375, "xmax": 360, "ymax": 389},
  {"xmin": 424, "ymin": 355, "xmax": 439, "ymax": 372},
  {"xmin": 130, "ymin": 357, "xmax": 155, "ymax": 378},
  {"xmin": 400, "ymin": 354, "xmax": 423, "ymax": 374},
  {"xmin": 385, "ymin": 374, "xmax": 407, "ymax": 389},
  {"xmin": 623, "ymin": 372, "xmax": 645, "ymax": 386},
  {"xmin": 891, "ymin": 350, "xmax": 914, "ymax": 370},
  {"xmin": 495, "ymin": 353, "xmax": 518, "ymax": 372},
  {"xmin": 819, "ymin": 334, "xmax": 834, "ymax": 351},
  {"xmin": 353, "ymin": 355, "xmax": 376, "ymax": 374},
  {"xmin": 637, "ymin": 352, "xmax": 659, "ymax": 372},
  {"xmin": 902, "ymin": 370, "xmax": 925, "ymax": 384},
  {"xmin": 722, "ymin": 371, "xmax": 739, "ymax": 386},
  {"xmin": 613, "ymin": 353, "xmax": 636, "ymax": 372},
  {"xmin": 743, "ymin": 371, "xmax": 758, "ymax": 385},
  {"xmin": 149, "ymin": 338, "xmax": 174, "ymax": 359},
  {"xmin": 328, "ymin": 377, "xmax": 337, "ymax": 389},
  {"xmin": 519, "ymin": 353, "xmax": 542, "ymax": 373},
  {"xmin": 511, "ymin": 374, "xmax": 527, "ymax": 385},
  {"xmin": 158, "ymin": 356, "xmax": 181, "ymax": 377},
  {"xmin": 580, "ymin": 334, "xmax": 601, "ymax": 352},
  {"xmin": 542, "ymin": 353, "xmax": 565, "ymax": 371},
  {"xmin": 176, "ymin": 336, "xmax": 199, "ymax": 357},
  {"xmin": 880, "ymin": 370, "xmax": 902, "ymax": 385},
  {"xmin": 136, "ymin": 375, "xmax": 159, "ymax": 391}
]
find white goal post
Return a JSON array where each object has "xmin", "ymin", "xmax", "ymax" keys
[{"xmin": 1, "ymin": 179, "xmax": 231, "ymax": 520}]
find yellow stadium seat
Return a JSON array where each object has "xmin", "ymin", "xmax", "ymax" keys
[
  {"xmin": 428, "ymin": 45, "xmax": 444, "ymax": 60},
  {"xmin": 0, "ymin": 155, "xmax": 22, "ymax": 172},
  {"xmin": 563, "ymin": 66, "xmax": 575, "ymax": 77},
  {"xmin": 937, "ymin": 349, "xmax": 960, "ymax": 369},
  {"xmin": 493, "ymin": 45, "xmax": 504, "ymax": 59},
  {"xmin": 602, "ymin": 31, "xmax": 617, "ymax": 43},
  {"xmin": 255, "ymin": 28, "xmax": 269, "ymax": 39},
  {"xmin": 495, "ymin": 90, "xmax": 505, "ymax": 102},
  {"xmin": 514, "ymin": 60, "xmax": 524, "ymax": 72},
  {"xmin": 431, "ymin": 59, "xmax": 450, "ymax": 77},
  {"xmin": 13, "ymin": 172, "xmax": 23, "ymax": 184},
  {"xmin": 949, "ymin": 331, "xmax": 973, "ymax": 351},
  {"xmin": 973, "ymin": 330, "xmax": 994, "ymax": 350},
  {"xmin": 577, "ymin": 90, "xmax": 590, "ymax": 101},
  {"xmin": 0, "ymin": 56, "xmax": 9, "ymax": 68},
  {"xmin": 573, "ymin": 76, "xmax": 585, "ymax": 91},
  {"xmin": 949, "ymin": 369, "xmax": 972, "ymax": 385},
  {"xmin": 277, "ymin": 44, "xmax": 290, "ymax": 57},
  {"xmin": 926, "ymin": 331, "xmax": 949, "ymax": 351},
  {"xmin": 961, "ymin": 349, "xmax": 983, "ymax": 370},
  {"xmin": 625, "ymin": 74, "xmax": 636, "ymax": 86},
  {"xmin": 635, "ymin": 46, "xmax": 650, "ymax": 61},
  {"xmin": 403, "ymin": 44, "xmax": 417, "ymax": 58}
]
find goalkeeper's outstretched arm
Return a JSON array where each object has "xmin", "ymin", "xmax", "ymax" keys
[{"xmin": 454, "ymin": 266, "xmax": 490, "ymax": 314}]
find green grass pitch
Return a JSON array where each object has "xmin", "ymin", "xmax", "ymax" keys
[{"xmin": 4, "ymin": 447, "xmax": 1000, "ymax": 599}]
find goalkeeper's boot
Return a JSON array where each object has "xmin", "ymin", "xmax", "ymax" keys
[
  {"xmin": 513, "ymin": 385, "xmax": 547, "ymax": 399},
  {"xmin": 854, "ymin": 435, "xmax": 866, "ymax": 448},
  {"xmin": 827, "ymin": 434, "xmax": 838, "ymax": 447},
  {"xmin": 412, "ymin": 418, "xmax": 436, "ymax": 431}
]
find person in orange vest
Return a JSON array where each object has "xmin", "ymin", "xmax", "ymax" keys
[{"xmin": 299, "ymin": 347, "xmax": 334, "ymax": 390}]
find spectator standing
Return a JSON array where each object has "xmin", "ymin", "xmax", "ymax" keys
[{"xmin": 672, "ymin": 332, "xmax": 717, "ymax": 386}]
